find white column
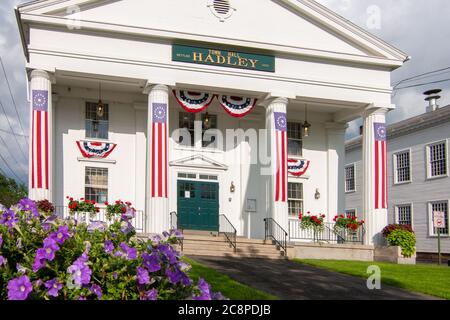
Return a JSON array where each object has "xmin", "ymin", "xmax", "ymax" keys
[
  {"xmin": 325, "ymin": 122, "xmax": 348, "ymax": 221},
  {"xmin": 29, "ymin": 70, "xmax": 53, "ymax": 202},
  {"xmin": 362, "ymin": 106, "xmax": 388, "ymax": 245},
  {"xmin": 266, "ymin": 97, "xmax": 289, "ymax": 232},
  {"xmin": 145, "ymin": 84, "xmax": 170, "ymax": 235}
]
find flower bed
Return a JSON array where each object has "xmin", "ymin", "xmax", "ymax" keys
[{"xmin": 0, "ymin": 198, "xmax": 224, "ymax": 300}]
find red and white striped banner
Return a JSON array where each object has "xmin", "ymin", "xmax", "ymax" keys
[
  {"xmin": 274, "ymin": 112, "xmax": 287, "ymax": 202},
  {"xmin": 31, "ymin": 90, "xmax": 49, "ymax": 190},
  {"xmin": 218, "ymin": 95, "xmax": 257, "ymax": 118},
  {"xmin": 151, "ymin": 103, "xmax": 168, "ymax": 198},
  {"xmin": 374, "ymin": 123, "xmax": 387, "ymax": 209}
]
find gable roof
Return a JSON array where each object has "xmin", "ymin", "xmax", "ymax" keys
[{"xmin": 16, "ymin": 0, "xmax": 408, "ymax": 67}]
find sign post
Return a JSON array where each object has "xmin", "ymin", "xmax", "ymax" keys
[{"xmin": 433, "ymin": 211, "xmax": 445, "ymax": 265}]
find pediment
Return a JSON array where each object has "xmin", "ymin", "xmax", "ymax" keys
[
  {"xmin": 18, "ymin": 0, "xmax": 407, "ymax": 65},
  {"xmin": 169, "ymin": 154, "xmax": 228, "ymax": 171}
]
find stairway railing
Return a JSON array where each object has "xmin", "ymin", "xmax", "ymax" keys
[
  {"xmin": 169, "ymin": 211, "xmax": 183, "ymax": 251},
  {"xmin": 219, "ymin": 214, "xmax": 237, "ymax": 253},
  {"xmin": 264, "ymin": 218, "xmax": 288, "ymax": 256}
]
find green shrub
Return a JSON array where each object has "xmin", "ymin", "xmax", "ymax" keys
[{"xmin": 386, "ymin": 229, "xmax": 416, "ymax": 258}]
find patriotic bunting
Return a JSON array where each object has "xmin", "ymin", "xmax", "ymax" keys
[
  {"xmin": 287, "ymin": 159, "xmax": 310, "ymax": 177},
  {"xmin": 274, "ymin": 112, "xmax": 287, "ymax": 203},
  {"xmin": 173, "ymin": 90, "xmax": 215, "ymax": 113},
  {"xmin": 151, "ymin": 103, "xmax": 168, "ymax": 198},
  {"xmin": 217, "ymin": 95, "xmax": 257, "ymax": 118},
  {"xmin": 31, "ymin": 90, "xmax": 49, "ymax": 190},
  {"xmin": 374, "ymin": 123, "xmax": 387, "ymax": 209},
  {"xmin": 76, "ymin": 141, "xmax": 117, "ymax": 158}
]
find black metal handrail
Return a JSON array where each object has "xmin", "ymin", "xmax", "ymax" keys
[
  {"xmin": 169, "ymin": 211, "xmax": 183, "ymax": 251},
  {"xmin": 264, "ymin": 218, "xmax": 288, "ymax": 256},
  {"xmin": 219, "ymin": 214, "xmax": 237, "ymax": 253},
  {"xmin": 288, "ymin": 219, "xmax": 365, "ymax": 244}
]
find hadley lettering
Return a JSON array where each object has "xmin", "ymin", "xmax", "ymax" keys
[{"xmin": 192, "ymin": 50, "xmax": 259, "ymax": 69}]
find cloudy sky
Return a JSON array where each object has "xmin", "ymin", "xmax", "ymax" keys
[{"xmin": 1, "ymin": 0, "xmax": 450, "ymax": 184}]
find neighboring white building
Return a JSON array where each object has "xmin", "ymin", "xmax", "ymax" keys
[
  {"xmin": 16, "ymin": 0, "xmax": 407, "ymax": 245},
  {"xmin": 345, "ymin": 102, "xmax": 450, "ymax": 261}
]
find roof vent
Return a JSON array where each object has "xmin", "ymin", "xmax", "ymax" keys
[
  {"xmin": 208, "ymin": 0, "xmax": 235, "ymax": 22},
  {"xmin": 424, "ymin": 89, "xmax": 442, "ymax": 113}
]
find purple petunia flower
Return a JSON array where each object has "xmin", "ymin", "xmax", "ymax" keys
[
  {"xmin": 0, "ymin": 255, "xmax": 6, "ymax": 268},
  {"xmin": 115, "ymin": 242, "xmax": 137, "ymax": 260},
  {"xmin": 120, "ymin": 220, "xmax": 134, "ymax": 235},
  {"xmin": 18, "ymin": 198, "xmax": 39, "ymax": 218},
  {"xmin": 142, "ymin": 252, "xmax": 161, "ymax": 272},
  {"xmin": 67, "ymin": 253, "xmax": 92, "ymax": 289},
  {"xmin": 193, "ymin": 278, "xmax": 212, "ymax": 300},
  {"xmin": 0, "ymin": 209, "xmax": 19, "ymax": 229},
  {"xmin": 136, "ymin": 267, "xmax": 150, "ymax": 285},
  {"xmin": 7, "ymin": 275, "xmax": 33, "ymax": 300},
  {"xmin": 104, "ymin": 240, "xmax": 114, "ymax": 254},
  {"xmin": 140, "ymin": 288, "xmax": 158, "ymax": 301},
  {"xmin": 79, "ymin": 295, "xmax": 86, "ymax": 300},
  {"xmin": 37, "ymin": 238, "xmax": 60, "ymax": 262},
  {"xmin": 90, "ymin": 284, "xmax": 103, "ymax": 299},
  {"xmin": 112, "ymin": 272, "xmax": 118, "ymax": 280},
  {"xmin": 87, "ymin": 221, "xmax": 107, "ymax": 233},
  {"xmin": 45, "ymin": 279, "xmax": 62, "ymax": 298},
  {"xmin": 42, "ymin": 215, "xmax": 57, "ymax": 232},
  {"xmin": 165, "ymin": 267, "xmax": 182, "ymax": 285},
  {"xmin": 32, "ymin": 255, "xmax": 46, "ymax": 272},
  {"xmin": 157, "ymin": 244, "xmax": 178, "ymax": 265},
  {"xmin": 50, "ymin": 225, "xmax": 70, "ymax": 244}
]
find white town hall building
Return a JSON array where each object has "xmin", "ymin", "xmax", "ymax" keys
[{"xmin": 16, "ymin": 0, "xmax": 408, "ymax": 246}]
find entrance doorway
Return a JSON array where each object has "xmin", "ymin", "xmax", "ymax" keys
[{"xmin": 177, "ymin": 180, "xmax": 219, "ymax": 231}]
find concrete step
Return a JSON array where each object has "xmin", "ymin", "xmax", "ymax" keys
[
  {"xmin": 182, "ymin": 245, "xmax": 281, "ymax": 255},
  {"xmin": 183, "ymin": 250, "xmax": 286, "ymax": 260}
]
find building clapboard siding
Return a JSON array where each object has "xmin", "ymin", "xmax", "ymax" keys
[{"xmin": 345, "ymin": 104, "xmax": 450, "ymax": 257}]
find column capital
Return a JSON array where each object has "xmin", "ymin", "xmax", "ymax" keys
[
  {"xmin": 266, "ymin": 96, "xmax": 289, "ymax": 106},
  {"xmin": 362, "ymin": 103, "xmax": 393, "ymax": 118},
  {"xmin": 143, "ymin": 82, "xmax": 170, "ymax": 95},
  {"xmin": 29, "ymin": 69, "xmax": 56, "ymax": 84}
]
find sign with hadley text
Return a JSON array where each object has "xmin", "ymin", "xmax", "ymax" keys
[
  {"xmin": 172, "ymin": 44, "xmax": 275, "ymax": 72},
  {"xmin": 433, "ymin": 211, "xmax": 446, "ymax": 228}
]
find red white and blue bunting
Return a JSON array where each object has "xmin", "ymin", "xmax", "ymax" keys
[
  {"xmin": 173, "ymin": 90, "xmax": 215, "ymax": 113},
  {"xmin": 287, "ymin": 159, "xmax": 310, "ymax": 177},
  {"xmin": 76, "ymin": 141, "xmax": 117, "ymax": 159},
  {"xmin": 218, "ymin": 95, "xmax": 257, "ymax": 118}
]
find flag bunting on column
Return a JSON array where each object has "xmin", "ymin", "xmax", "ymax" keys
[
  {"xmin": 217, "ymin": 95, "xmax": 257, "ymax": 118},
  {"xmin": 31, "ymin": 90, "xmax": 49, "ymax": 190},
  {"xmin": 151, "ymin": 103, "xmax": 168, "ymax": 198},
  {"xmin": 173, "ymin": 90, "xmax": 215, "ymax": 113},
  {"xmin": 76, "ymin": 141, "xmax": 117, "ymax": 158},
  {"xmin": 374, "ymin": 123, "xmax": 387, "ymax": 209},
  {"xmin": 287, "ymin": 159, "xmax": 310, "ymax": 177},
  {"xmin": 274, "ymin": 112, "xmax": 287, "ymax": 202}
]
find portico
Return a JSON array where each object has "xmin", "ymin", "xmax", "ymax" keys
[{"xmin": 17, "ymin": 0, "xmax": 408, "ymax": 246}]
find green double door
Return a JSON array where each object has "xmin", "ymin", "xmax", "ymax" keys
[{"xmin": 177, "ymin": 180, "xmax": 219, "ymax": 231}]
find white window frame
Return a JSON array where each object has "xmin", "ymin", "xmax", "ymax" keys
[
  {"xmin": 427, "ymin": 200, "xmax": 449, "ymax": 237},
  {"xmin": 426, "ymin": 140, "xmax": 449, "ymax": 180},
  {"xmin": 345, "ymin": 164, "xmax": 356, "ymax": 193},
  {"xmin": 345, "ymin": 209, "xmax": 357, "ymax": 219},
  {"xmin": 288, "ymin": 181, "xmax": 304, "ymax": 219},
  {"xmin": 287, "ymin": 122, "xmax": 303, "ymax": 157},
  {"xmin": 85, "ymin": 101, "xmax": 109, "ymax": 140},
  {"xmin": 393, "ymin": 149, "xmax": 412, "ymax": 185},
  {"xmin": 84, "ymin": 166, "xmax": 109, "ymax": 204},
  {"xmin": 394, "ymin": 203, "xmax": 413, "ymax": 228}
]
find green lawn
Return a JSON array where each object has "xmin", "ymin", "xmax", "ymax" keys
[
  {"xmin": 185, "ymin": 257, "xmax": 277, "ymax": 300},
  {"xmin": 294, "ymin": 259, "xmax": 450, "ymax": 300}
]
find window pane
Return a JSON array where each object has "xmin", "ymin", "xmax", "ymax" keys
[
  {"xmin": 431, "ymin": 202, "xmax": 449, "ymax": 235},
  {"xmin": 288, "ymin": 182, "xmax": 303, "ymax": 217},
  {"xmin": 86, "ymin": 103, "xmax": 109, "ymax": 139},
  {"xmin": 396, "ymin": 151, "xmax": 411, "ymax": 183},
  {"xmin": 397, "ymin": 205, "xmax": 412, "ymax": 226},
  {"xmin": 287, "ymin": 122, "xmax": 302, "ymax": 156},
  {"xmin": 202, "ymin": 114, "xmax": 218, "ymax": 148},
  {"xmin": 345, "ymin": 166, "xmax": 355, "ymax": 192},
  {"xmin": 429, "ymin": 143, "xmax": 447, "ymax": 177},
  {"xmin": 345, "ymin": 210, "xmax": 356, "ymax": 219},
  {"xmin": 178, "ymin": 112, "xmax": 195, "ymax": 146}
]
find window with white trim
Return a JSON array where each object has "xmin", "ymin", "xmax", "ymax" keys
[
  {"xmin": 396, "ymin": 204, "xmax": 412, "ymax": 226},
  {"xmin": 85, "ymin": 167, "xmax": 108, "ymax": 203},
  {"xmin": 288, "ymin": 182, "xmax": 303, "ymax": 218},
  {"xmin": 178, "ymin": 112, "xmax": 195, "ymax": 147},
  {"xmin": 345, "ymin": 165, "xmax": 355, "ymax": 192},
  {"xmin": 85, "ymin": 102, "xmax": 109, "ymax": 139},
  {"xmin": 202, "ymin": 114, "xmax": 218, "ymax": 148},
  {"xmin": 345, "ymin": 209, "xmax": 356, "ymax": 219},
  {"xmin": 427, "ymin": 142, "xmax": 447, "ymax": 178},
  {"xmin": 429, "ymin": 201, "xmax": 449, "ymax": 236},
  {"xmin": 287, "ymin": 122, "xmax": 303, "ymax": 156},
  {"xmin": 394, "ymin": 151, "xmax": 411, "ymax": 183}
]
